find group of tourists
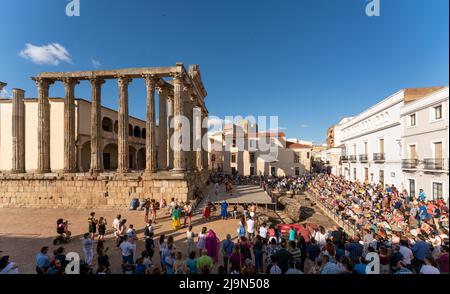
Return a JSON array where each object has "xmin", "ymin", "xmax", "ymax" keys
[
  {"xmin": 307, "ymin": 174, "xmax": 449, "ymax": 274},
  {"xmin": 261, "ymin": 175, "xmax": 311, "ymax": 195}
]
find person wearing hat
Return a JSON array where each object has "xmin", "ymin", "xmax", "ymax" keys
[{"xmin": 35, "ymin": 246, "xmax": 50, "ymax": 274}]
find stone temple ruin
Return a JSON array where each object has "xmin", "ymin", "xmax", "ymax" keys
[{"xmin": 0, "ymin": 63, "xmax": 210, "ymax": 208}]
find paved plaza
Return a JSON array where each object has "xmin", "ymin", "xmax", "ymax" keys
[
  {"xmin": 206, "ymin": 184, "xmax": 273, "ymax": 205},
  {"xmin": 0, "ymin": 205, "xmax": 238, "ymax": 274},
  {"xmin": 0, "ymin": 184, "xmax": 337, "ymax": 274}
]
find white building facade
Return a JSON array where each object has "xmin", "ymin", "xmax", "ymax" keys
[
  {"xmin": 338, "ymin": 90, "xmax": 405, "ymax": 188},
  {"xmin": 335, "ymin": 87, "xmax": 446, "ymax": 190},
  {"xmin": 400, "ymin": 87, "xmax": 449, "ymax": 202}
]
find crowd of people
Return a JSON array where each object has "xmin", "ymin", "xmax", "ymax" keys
[
  {"xmin": 1, "ymin": 173, "xmax": 448, "ymax": 275},
  {"xmin": 308, "ymin": 174, "xmax": 449, "ymax": 274}
]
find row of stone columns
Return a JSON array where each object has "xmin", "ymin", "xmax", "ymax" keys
[{"xmin": 25, "ymin": 72, "xmax": 207, "ymax": 174}]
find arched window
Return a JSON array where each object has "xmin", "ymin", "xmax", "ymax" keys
[
  {"xmin": 102, "ymin": 117, "xmax": 113, "ymax": 132},
  {"xmin": 141, "ymin": 128, "xmax": 146, "ymax": 139},
  {"xmin": 114, "ymin": 120, "xmax": 118, "ymax": 133},
  {"xmin": 128, "ymin": 124, "xmax": 133, "ymax": 136},
  {"xmin": 133, "ymin": 126, "xmax": 141, "ymax": 138}
]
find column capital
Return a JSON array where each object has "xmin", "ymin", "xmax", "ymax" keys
[
  {"xmin": 117, "ymin": 75, "xmax": 132, "ymax": 87},
  {"xmin": 60, "ymin": 77, "xmax": 80, "ymax": 86},
  {"xmin": 89, "ymin": 76, "xmax": 106, "ymax": 86},
  {"xmin": 170, "ymin": 72, "xmax": 185, "ymax": 82},
  {"xmin": 32, "ymin": 77, "xmax": 54, "ymax": 88},
  {"xmin": 157, "ymin": 85, "xmax": 168, "ymax": 95}
]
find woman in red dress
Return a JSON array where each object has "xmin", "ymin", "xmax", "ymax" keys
[{"xmin": 204, "ymin": 202, "xmax": 211, "ymax": 221}]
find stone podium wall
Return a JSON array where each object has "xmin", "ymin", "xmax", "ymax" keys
[{"xmin": 0, "ymin": 170, "xmax": 209, "ymax": 209}]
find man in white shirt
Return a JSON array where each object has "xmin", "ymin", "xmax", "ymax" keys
[
  {"xmin": 246, "ymin": 217, "xmax": 255, "ymax": 242},
  {"xmin": 82, "ymin": 233, "xmax": 96, "ymax": 267},
  {"xmin": 259, "ymin": 223, "xmax": 268, "ymax": 241},
  {"xmin": 112, "ymin": 214, "xmax": 121, "ymax": 231},
  {"xmin": 399, "ymin": 240, "xmax": 414, "ymax": 267},
  {"xmin": 120, "ymin": 235, "xmax": 134, "ymax": 266}
]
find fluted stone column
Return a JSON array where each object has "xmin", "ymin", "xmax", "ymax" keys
[
  {"xmin": 143, "ymin": 74, "xmax": 157, "ymax": 173},
  {"xmin": 167, "ymin": 95, "xmax": 174, "ymax": 169},
  {"xmin": 171, "ymin": 73, "xmax": 186, "ymax": 172},
  {"xmin": 157, "ymin": 86, "xmax": 168, "ymax": 170},
  {"xmin": 33, "ymin": 77, "xmax": 53, "ymax": 173},
  {"xmin": 62, "ymin": 78, "xmax": 78, "ymax": 172},
  {"xmin": 201, "ymin": 110, "xmax": 208, "ymax": 170},
  {"xmin": 117, "ymin": 76, "xmax": 132, "ymax": 173},
  {"xmin": 11, "ymin": 88, "xmax": 25, "ymax": 173},
  {"xmin": 183, "ymin": 84, "xmax": 193, "ymax": 171},
  {"xmin": 194, "ymin": 106, "xmax": 203, "ymax": 171},
  {"xmin": 89, "ymin": 77, "xmax": 105, "ymax": 173}
]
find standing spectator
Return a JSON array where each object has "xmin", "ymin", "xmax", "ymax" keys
[
  {"xmin": 88, "ymin": 212, "xmax": 98, "ymax": 240},
  {"xmin": 186, "ymin": 226, "xmax": 195, "ymax": 256},
  {"xmin": 82, "ymin": 233, "xmax": 96, "ymax": 267},
  {"xmin": 253, "ymin": 235, "xmax": 264, "ymax": 273},
  {"xmin": 222, "ymin": 234, "xmax": 234, "ymax": 274},
  {"xmin": 35, "ymin": 246, "xmax": 50, "ymax": 274},
  {"xmin": 420, "ymin": 256, "xmax": 440, "ymax": 274},
  {"xmin": 274, "ymin": 239, "xmax": 292, "ymax": 274},
  {"xmin": 412, "ymin": 235, "xmax": 431, "ymax": 272},
  {"xmin": 345, "ymin": 236, "xmax": 364, "ymax": 264},
  {"xmin": 246, "ymin": 216, "xmax": 255, "ymax": 242}
]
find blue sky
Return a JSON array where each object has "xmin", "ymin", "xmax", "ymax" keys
[{"xmin": 0, "ymin": 0, "xmax": 448, "ymax": 143}]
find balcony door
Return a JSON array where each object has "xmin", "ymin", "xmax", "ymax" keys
[
  {"xmin": 434, "ymin": 142, "xmax": 443, "ymax": 169},
  {"xmin": 409, "ymin": 145, "xmax": 417, "ymax": 159},
  {"xmin": 379, "ymin": 170, "xmax": 384, "ymax": 186},
  {"xmin": 379, "ymin": 139, "xmax": 384, "ymax": 154},
  {"xmin": 434, "ymin": 142, "xmax": 442, "ymax": 159}
]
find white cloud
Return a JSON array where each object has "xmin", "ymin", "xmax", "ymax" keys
[
  {"xmin": 299, "ymin": 124, "xmax": 309, "ymax": 128},
  {"xmin": 91, "ymin": 58, "xmax": 101, "ymax": 68},
  {"xmin": 19, "ymin": 43, "xmax": 72, "ymax": 66}
]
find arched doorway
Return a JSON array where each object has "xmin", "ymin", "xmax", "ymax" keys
[
  {"xmin": 137, "ymin": 148, "xmax": 146, "ymax": 170},
  {"xmin": 80, "ymin": 141, "xmax": 91, "ymax": 172},
  {"xmin": 103, "ymin": 143, "xmax": 118, "ymax": 170},
  {"xmin": 129, "ymin": 146, "xmax": 137, "ymax": 170}
]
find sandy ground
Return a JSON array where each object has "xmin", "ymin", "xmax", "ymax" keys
[{"xmin": 0, "ymin": 185, "xmax": 335, "ymax": 274}]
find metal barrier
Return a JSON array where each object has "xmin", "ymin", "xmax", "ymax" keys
[{"xmin": 306, "ymin": 190, "xmax": 358, "ymax": 237}]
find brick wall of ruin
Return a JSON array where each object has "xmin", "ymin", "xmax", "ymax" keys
[{"xmin": 0, "ymin": 171, "xmax": 209, "ymax": 209}]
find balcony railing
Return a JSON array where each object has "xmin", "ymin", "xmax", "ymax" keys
[
  {"xmin": 423, "ymin": 158, "xmax": 444, "ymax": 171},
  {"xmin": 349, "ymin": 155, "xmax": 357, "ymax": 162},
  {"xmin": 402, "ymin": 159, "xmax": 419, "ymax": 169},
  {"xmin": 359, "ymin": 154, "xmax": 368, "ymax": 162},
  {"xmin": 340, "ymin": 156, "xmax": 349, "ymax": 162},
  {"xmin": 373, "ymin": 153, "xmax": 385, "ymax": 162}
]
